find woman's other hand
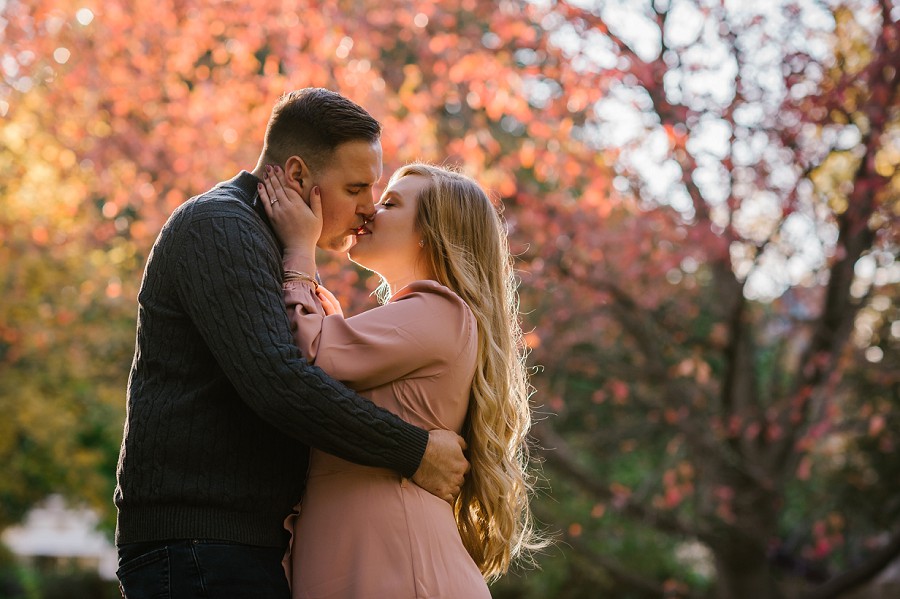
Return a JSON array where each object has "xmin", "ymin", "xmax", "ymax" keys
[{"xmin": 316, "ymin": 286, "xmax": 344, "ymax": 318}]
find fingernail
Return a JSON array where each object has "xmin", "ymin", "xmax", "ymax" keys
[{"xmin": 313, "ymin": 186, "xmax": 320, "ymax": 194}]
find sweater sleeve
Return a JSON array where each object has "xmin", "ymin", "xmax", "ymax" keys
[{"xmin": 174, "ymin": 209, "xmax": 428, "ymax": 478}]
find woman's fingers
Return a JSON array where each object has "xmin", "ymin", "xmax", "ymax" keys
[
  {"xmin": 309, "ymin": 186, "xmax": 322, "ymax": 218},
  {"xmin": 258, "ymin": 166, "xmax": 294, "ymax": 219},
  {"xmin": 258, "ymin": 180, "xmax": 274, "ymax": 218},
  {"xmin": 316, "ymin": 291, "xmax": 334, "ymax": 316},
  {"xmin": 269, "ymin": 166, "xmax": 290, "ymax": 201},
  {"xmin": 316, "ymin": 286, "xmax": 344, "ymax": 317},
  {"xmin": 263, "ymin": 166, "xmax": 280, "ymax": 204},
  {"xmin": 257, "ymin": 166, "xmax": 323, "ymax": 252}
]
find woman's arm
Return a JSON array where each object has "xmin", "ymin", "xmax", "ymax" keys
[
  {"xmin": 174, "ymin": 202, "xmax": 427, "ymax": 477},
  {"xmin": 283, "ymin": 276, "xmax": 473, "ymax": 390}
]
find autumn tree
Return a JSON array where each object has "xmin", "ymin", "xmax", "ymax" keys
[
  {"xmin": 0, "ymin": 52, "xmax": 136, "ymax": 531},
  {"xmin": 510, "ymin": 1, "xmax": 899, "ymax": 598},
  {"xmin": 2, "ymin": 0, "xmax": 898, "ymax": 597},
  {"xmin": 0, "ymin": 0, "xmax": 605, "ymax": 528}
]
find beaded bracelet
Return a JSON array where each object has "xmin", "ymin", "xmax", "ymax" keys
[{"xmin": 283, "ymin": 270, "xmax": 319, "ymax": 291}]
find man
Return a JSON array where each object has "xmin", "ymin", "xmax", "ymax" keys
[{"xmin": 114, "ymin": 88, "xmax": 468, "ymax": 598}]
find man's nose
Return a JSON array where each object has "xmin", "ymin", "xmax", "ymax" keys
[{"xmin": 360, "ymin": 200, "xmax": 376, "ymax": 220}]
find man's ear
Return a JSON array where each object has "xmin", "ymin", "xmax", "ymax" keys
[{"xmin": 284, "ymin": 156, "xmax": 312, "ymax": 203}]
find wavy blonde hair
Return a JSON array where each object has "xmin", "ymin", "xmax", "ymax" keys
[{"xmin": 378, "ymin": 163, "xmax": 542, "ymax": 580}]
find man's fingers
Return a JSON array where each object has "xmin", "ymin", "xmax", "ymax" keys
[
  {"xmin": 455, "ymin": 435, "xmax": 470, "ymax": 475},
  {"xmin": 445, "ymin": 484, "xmax": 460, "ymax": 504}
]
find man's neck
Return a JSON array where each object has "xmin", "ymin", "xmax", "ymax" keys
[{"xmin": 251, "ymin": 153, "xmax": 274, "ymax": 180}]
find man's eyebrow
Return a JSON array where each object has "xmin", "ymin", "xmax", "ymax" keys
[{"xmin": 347, "ymin": 182, "xmax": 373, "ymax": 188}]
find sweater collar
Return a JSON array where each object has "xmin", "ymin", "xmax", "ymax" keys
[{"xmin": 218, "ymin": 170, "xmax": 272, "ymax": 230}]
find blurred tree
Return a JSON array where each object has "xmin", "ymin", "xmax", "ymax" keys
[
  {"xmin": 1, "ymin": 0, "xmax": 897, "ymax": 597},
  {"xmin": 0, "ymin": 79, "xmax": 134, "ymax": 531},
  {"xmin": 506, "ymin": 1, "xmax": 899, "ymax": 598}
]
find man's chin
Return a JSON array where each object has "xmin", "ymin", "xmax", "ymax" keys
[{"xmin": 324, "ymin": 235, "xmax": 356, "ymax": 253}]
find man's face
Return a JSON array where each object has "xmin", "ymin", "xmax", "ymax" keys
[{"xmin": 313, "ymin": 140, "xmax": 382, "ymax": 252}]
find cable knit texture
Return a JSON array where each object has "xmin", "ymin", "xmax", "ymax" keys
[{"xmin": 114, "ymin": 171, "xmax": 429, "ymax": 549}]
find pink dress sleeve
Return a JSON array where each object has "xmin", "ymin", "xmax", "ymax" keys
[{"xmin": 283, "ymin": 278, "xmax": 474, "ymax": 391}]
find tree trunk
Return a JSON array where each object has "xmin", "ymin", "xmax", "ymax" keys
[
  {"xmin": 702, "ymin": 460, "xmax": 784, "ymax": 599},
  {"xmin": 712, "ymin": 542, "xmax": 784, "ymax": 599}
]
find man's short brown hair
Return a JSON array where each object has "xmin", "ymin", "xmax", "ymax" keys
[{"xmin": 262, "ymin": 88, "xmax": 382, "ymax": 171}]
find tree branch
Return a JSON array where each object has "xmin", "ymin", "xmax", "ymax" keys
[
  {"xmin": 802, "ymin": 528, "xmax": 900, "ymax": 599},
  {"xmin": 597, "ymin": 279, "xmax": 671, "ymax": 379},
  {"xmin": 531, "ymin": 504, "xmax": 700, "ymax": 599},
  {"xmin": 772, "ymin": 8, "xmax": 899, "ymax": 468},
  {"xmin": 532, "ymin": 422, "xmax": 704, "ymax": 541}
]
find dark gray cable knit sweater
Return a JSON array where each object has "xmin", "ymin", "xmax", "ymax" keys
[{"xmin": 114, "ymin": 171, "xmax": 429, "ymax": 549}]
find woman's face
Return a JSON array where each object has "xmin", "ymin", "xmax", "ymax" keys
[{"xmin": 348, "ymin": 174, "xmax": 429, "ymax": 280}]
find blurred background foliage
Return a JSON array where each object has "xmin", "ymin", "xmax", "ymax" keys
[{"xmin": 1, "ymin": 0, "xmax": 898, "ymax": 597}]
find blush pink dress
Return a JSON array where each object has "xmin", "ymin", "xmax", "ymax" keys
[{"xmin": 282, "ymin": 278, "xmax": 491, "ymax": 599}]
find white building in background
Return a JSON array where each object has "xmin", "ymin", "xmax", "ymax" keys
[{"xmin": 1, "ymin": 495, "xmax": 117, "ymax": 580}]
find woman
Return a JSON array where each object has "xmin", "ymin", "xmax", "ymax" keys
[{"xmin": 259, "ymin": 163, "xmax": 539, "ymax": 598}]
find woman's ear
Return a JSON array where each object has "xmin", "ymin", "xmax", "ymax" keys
[{"xmin": 284, "ymin": 155, "xmax": 312, "ymax": 202}]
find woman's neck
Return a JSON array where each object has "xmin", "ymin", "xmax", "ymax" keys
[{"xmin": 384, "ymin": 265, "xmax": 434, "ymax": 296}]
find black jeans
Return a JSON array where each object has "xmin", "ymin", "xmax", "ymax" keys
[{"xmin": 116, "ymin": 539, "xmax": 289, "ymax": 599}]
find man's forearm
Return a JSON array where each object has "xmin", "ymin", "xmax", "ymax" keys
[{"xmin": 176, "ymin": 209, "xmax": 428, "ymax": 475}]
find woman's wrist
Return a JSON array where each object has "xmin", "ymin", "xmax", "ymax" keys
[{"xmin": 282, "ymin": 248, "xmax": 317, "ymax": 275}]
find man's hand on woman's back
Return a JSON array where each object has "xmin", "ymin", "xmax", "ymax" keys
[{"xmin": 413, "ymin": 429, "xmax": 469, "ymax": 503}]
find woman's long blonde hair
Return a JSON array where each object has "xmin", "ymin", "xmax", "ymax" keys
[{"xmin": 380, "ymin": 163, "xmax": 542, "ymax": 580}]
